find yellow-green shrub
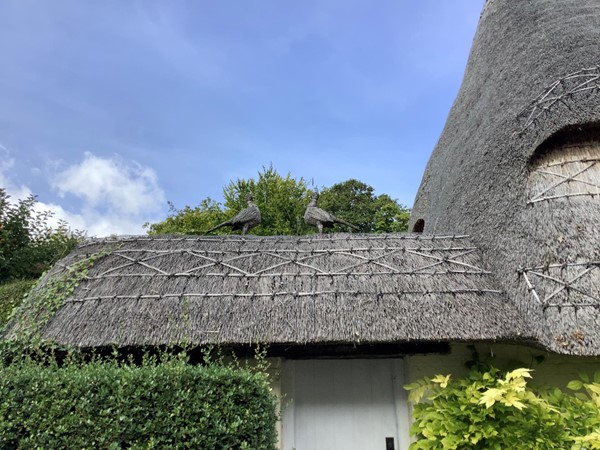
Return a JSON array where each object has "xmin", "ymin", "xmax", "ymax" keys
[{"xmin": 406, "ymin": 365, "xmax": 600, "ymax": 450}]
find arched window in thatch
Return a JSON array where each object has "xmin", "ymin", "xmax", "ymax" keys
[
  {"xmin": 527, "ymin": 125, "xmax": 600, "ymax": 205},
  {"xmin": 412, "ymin": 219, "xmax": 424, "ymax": 233}
]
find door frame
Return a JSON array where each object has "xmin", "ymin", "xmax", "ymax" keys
[{"xmin": 280, "ymin": 358, "xmax": 411, "ymax": 450}]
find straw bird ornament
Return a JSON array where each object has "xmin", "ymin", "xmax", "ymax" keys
[
  {"xmin": 206, "ymin": 194, "xmax": 261, "ymax": 235},
  {"xmin": 304, "ymin": 192, "xmax": 359, "ymax": 234}
]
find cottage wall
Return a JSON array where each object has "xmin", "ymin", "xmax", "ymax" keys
[
  {"xmin": 272, "ymin": 343, "xmax": 600, "ymax": 450},
  {"xmin": 406, "ymin": 343, "xmax": 600, "ymax": 387}
]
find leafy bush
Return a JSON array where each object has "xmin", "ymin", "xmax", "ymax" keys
[
  {"xmin": 0, "ymin": 279, "xmax": 35, "ymax": 327},
  {"xmin": 145, "ymin": 166, "xmax": 411, "ymax": 235},
  {"xmin": 319, "ymin": 180, "xmax": 410, "ymax": 233},
  {"xmin": 0, "ymin": 188, "xmax": 84, "ymax": 283},
  {"xmin": 146, "ymin": 165, "xmax": 312, "ymax": 236},
  {"xmin": 0, "ymin": 357, "xmax": 277, "ymax": 449},
  {"xmin": 0, "ymin": 244, "xmax": 277, "ymax": 449},
  {"xmin": 405, "ymin": 364, "xmax": 600, "ymax": 450}
]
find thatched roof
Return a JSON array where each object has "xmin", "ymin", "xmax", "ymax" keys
[
  {"xmin": 410, "ymin": 0, "xmax": 600, "ymax": 355},
  {"xmin": 10, "ymin": 0, "xmax": 600, "ymax": 357},
  {"xmin": 13, "ymin": 234, "xmax": 528, "ymax": 349}
]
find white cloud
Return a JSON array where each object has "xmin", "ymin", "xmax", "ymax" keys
[
  {"xmin": 1, "ymin": 148, "xmax": 166, "ymax": 237},
  {"xmin": 0, "ymin": 145, "xmax": 33, "ymax": 201},
  {"xmin": 53, "ymin": 152, "xmax": 165, "ymax": 216}
]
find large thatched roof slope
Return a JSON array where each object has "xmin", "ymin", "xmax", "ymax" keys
[
  {"xmin": 410, "ymin": 0, "xmax": 600, "ymax": 355},
  {"xmin": 15, "ymin": 234, "xmax": 528, "ymax": 349}
]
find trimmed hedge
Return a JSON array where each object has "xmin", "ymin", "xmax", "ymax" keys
[
  {"xmin": 0, "ymin": 279, "xmax": 35, "ymax": 327},
  {"xmin": 0, "ymin": 359, "xmax": 277, "ymax": 449}
]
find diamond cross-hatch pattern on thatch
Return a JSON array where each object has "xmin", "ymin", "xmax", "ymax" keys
[
  {"xmin": 520, "ymin": 262, "xmax": 600, "ymax": 308},
  {"xmin": 69, "ymin": 235, "xmax": 499, "ymax": 302},
  {"xmin": 36, "ymin": 235, "xmax": 525, "ymax": 348},
  {"xmin": 516, "ymin": 66, "xmax": 600, "ymax": 136},
  {"xmin": 96, "ymin": 246, "xmax": 485, "ymax": 278}
]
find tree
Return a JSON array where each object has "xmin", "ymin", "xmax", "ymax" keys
[
  {"xmin": 145, "ymin": 169, "xmax": 411, "ymax": 236},
  {"xmin": 222, "ymin": 165, "xmax": 312, "ymax": 235},
  {"xmin": 0, "ymin": 188, "xmax": 84, "ymax": 283},
  {"xmin": 144, "ymin": 198, "xmax": 228, "ymax": 235},
  {"xmin": 146, "ymin": 166, "xmax": 313, "ymax": 236},
  {"xmin": 373, "ymin": 194, "xmax": 410, "ymax": 232},
  {"xmin": 319, "ymin": 179, "xmax": 410, "ymax": 233}
]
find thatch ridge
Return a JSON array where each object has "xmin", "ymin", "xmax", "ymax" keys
[{"xmin": 17, "ymin": 233, "xmax": 529, "ymax": 349}]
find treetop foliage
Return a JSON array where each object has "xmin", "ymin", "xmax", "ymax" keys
[
  {"xmin": 0, "ymin": 188, "xmax": 84, "ymax": 284},
  {"xmin": 319, "ymin": 179, "xmax": 410, "ymax": 233},
  {"xmin": 145, "ymin": 166, "xmax": 410, "ymax": 236},
  {"xmin": 222, "ymin": 165, "xmax": 311, "ymax": 235}
]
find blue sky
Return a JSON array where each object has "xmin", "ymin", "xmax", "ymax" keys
[{"xmin": 0, "ymin": 0, "xmax": 485, "ymax": 236}]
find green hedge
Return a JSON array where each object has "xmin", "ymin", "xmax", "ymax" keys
[
  {"xmin": 0, "ymin": 359, "xmax": 277, "ymax": 449},
  {"xmin": 0, "ymin": 279, "xmax": 35, "ymax": 327}
]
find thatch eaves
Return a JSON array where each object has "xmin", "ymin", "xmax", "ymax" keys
[{"xmin": 13, "ymin": 234, "xmax": 528, "ymax": 350}]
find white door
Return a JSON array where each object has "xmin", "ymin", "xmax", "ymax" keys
[{"xmin": 281, "ymin": 358, "xmax": 409, "ymax": 450}]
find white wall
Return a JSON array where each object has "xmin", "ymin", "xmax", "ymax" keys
[
  {"xmin": 269, "ymin": 343, "xmax": 600, "ymax": 449},
  {"xmin": 405, "ymin": 343, "xmax": 600, "ymax": 387}
]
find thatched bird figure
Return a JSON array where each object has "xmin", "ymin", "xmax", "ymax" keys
[
  {"xmin": 304, "ymin": 192, "xmax": 359, "ymax": 234},
  {"xmin": 206, "ymin": 194, "xmax": 261, "ymax": 235}
]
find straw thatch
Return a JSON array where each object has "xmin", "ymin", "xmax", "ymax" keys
[
  {"xmin": 15, "ymin": 234, "xmax": 527, "ymax": 349},
  {"xmin": 10, "ymin": 0, "xmax": 600, "ymax": 357},
  {"xmin": 411, "ymin": 0, "xmax": 600, "ymax": 355}
]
